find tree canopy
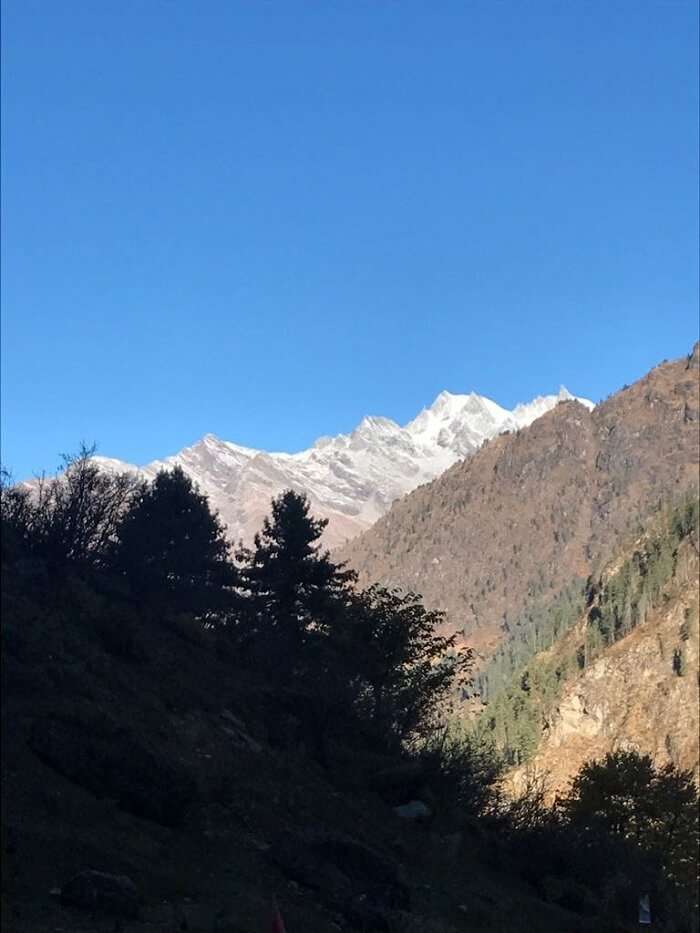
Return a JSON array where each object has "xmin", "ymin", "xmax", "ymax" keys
[
  {"xmin": 235, "ymin": 489, "xmax": 355, "ymax": 657},
  {"xmin": 557, "ymin": 750, "xmax": 699, "ymax": 888},
  {"xmin": 112, "ymin": 466, "xmax": 236, "ymax": 614},
  {"xmin": 342, "ymin": 584, "xmax": 473, "ymax": 745},
  {"xmin": 1, "ymin": 444, "xmax": 137, "ymax": 570}
]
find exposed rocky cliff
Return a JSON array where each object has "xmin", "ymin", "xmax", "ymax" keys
[{"xmin": 510, "ymin": 550, "xmax": 699, "ymax": 798}]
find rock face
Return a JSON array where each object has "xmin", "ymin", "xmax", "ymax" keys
[
  {"xmin": 339, "ymin": 348, "xmax": 700, "ymax": 656},
  {"xmin": 511, "ymin": 570, "xmax": 699, "ymax": 797},
  {"xmin": 76, "ymin": 386, "xmax": 592, "ymax": 548}
]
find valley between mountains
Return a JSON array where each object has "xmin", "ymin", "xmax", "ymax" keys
[
  {"xmin": 3, "ymin": 346, "xmax": 698, "ymax": 933},
  {"xmin": 86, "ymin": 343, "xmax": 700, "ymax": 787},
  {"xmin": 43, "ymin": 345, "xmax": 700, "ymax": 782},
  {"xmin": 339, "ymin": 344, "xmax": 700, "ymax": 789}
]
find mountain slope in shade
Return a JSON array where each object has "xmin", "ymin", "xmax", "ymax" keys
[
  {"xmin": 86, "ymin": 386, "xmax": 593, "ymax": 547},
  {"xmin": 339, "ymin": 345, "xmax": 700, "ymax": 657}
]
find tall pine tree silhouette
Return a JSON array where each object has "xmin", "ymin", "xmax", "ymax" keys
[
  {"xmin": 113, "ymin": 466, "xmax": 236, "ymax": 614},
  {"xmin": 237, "ymin": 490, "xmax": 356, "ymax": 663}
]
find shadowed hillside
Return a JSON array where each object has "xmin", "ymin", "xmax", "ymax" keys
[{"xmin": 3, "ymin": 454, "xmax": 697, "ymax": 932}]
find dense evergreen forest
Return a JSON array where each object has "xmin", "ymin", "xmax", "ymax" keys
[{"xmin": 1, "ymin": 449, "xmax": 698, "ymax": 932}]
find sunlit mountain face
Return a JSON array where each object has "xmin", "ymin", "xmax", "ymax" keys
[{"xmin": 84, "ymin": 387, "xmax": 594, "ymax": 547}]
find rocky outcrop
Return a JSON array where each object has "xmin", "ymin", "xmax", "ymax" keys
[
  {"xmin": 267, "ymin": 829, "xmax": 409, "ymax": 930},
  {"xmin": 511, "ymin": 575, "xmax": 699, "ymax": 797}
]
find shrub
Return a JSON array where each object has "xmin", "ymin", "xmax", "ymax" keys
[{"xmin": 1, "ymin": 446, "xmax": 137, "ymax": 571}]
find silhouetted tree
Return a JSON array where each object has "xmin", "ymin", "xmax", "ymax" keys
[
  {"xmin": 1, "ymin": 468, "xmax": 34, "ymax": 561},
  {"xmin": 112, "ymin": 466, "xmax": 236, "ymax": 615},
  {"xmin": 558, "ymin": 750, "xmax": 699, "ymax": 889},
  {"xmin": 236, "ymin": 490, "xmax": 355, "ymax": 662},
  {"xmin": 342, "ymin": 584, "xmax": 473, "ymax": 745},
  {"xmin": 1, "ymin": 445, "xmax": 137, "ymax": 570}
]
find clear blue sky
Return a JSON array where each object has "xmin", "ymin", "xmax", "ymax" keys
[{"xmin": 2, "ymin": 1, "xmax": 698, "ymax": 477}]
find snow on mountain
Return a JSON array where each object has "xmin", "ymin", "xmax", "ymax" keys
[
  {"xmin": 86, "ymin": 388, "xmax": 595, "ymax": 548},
  {"xmin": 510, "ymin": 386, "xmax": 595, "ymax": 428}
]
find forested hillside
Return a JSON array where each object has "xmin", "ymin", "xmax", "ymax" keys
[
  {"xmin": 479, "ymin": 494, "xmax": 699, "ymax": 772},
  {"xmin": 340, "ymin": 345, "xmax": 700, "ymax": 664}
]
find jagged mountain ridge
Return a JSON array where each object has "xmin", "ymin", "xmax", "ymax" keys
[
  {"xmin": 88, "ymin": 386, "xmax": 593, "ymax": 547},
  {"xmin": 339, "ymin": 345, "xmax": 700, "ymax": 657}
]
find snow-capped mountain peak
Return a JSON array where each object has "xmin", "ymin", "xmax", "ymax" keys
[
  {"xmin": 511, "ymin": 387, "xmax": 595, "ymax": 428},
  {"xmin": 81, "ymin": 385, "xmax": 595, "ymax": 548},
  {"xmin": 405, "ymin": 391, "xmax": 513, "ymax": 457}
]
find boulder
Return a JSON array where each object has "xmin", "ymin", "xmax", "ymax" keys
[
  {"xmin": 60, "ymin": 870, "xmax": 140, "ymax": 918},
  {"xmin": 220, "ymin": 709, "xmax": 263, "ymax": 753},
  {"xmin": 311, "ymin": 831, "xmax": 407, "ymax": 895},
  {"xmin": 393, "ymin": 800, "xmax": 432, "ymax": 821},
  {"xmin": 345, "ymin": 892, "xmax": 393, "ymax": 931}
]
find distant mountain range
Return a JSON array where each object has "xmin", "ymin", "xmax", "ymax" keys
[
  {"xmin": 339, "ymin": 345, "xmax": 700, "ymax": 656},
  {"xmin": 87, "ymin": 386, "xmax": 594, "ymax": 547},
  {"xmin": 338, "ymin": 343, "xmax": 700, "ymax": 789}
]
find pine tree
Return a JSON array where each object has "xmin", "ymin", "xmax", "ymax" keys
[
  {"xmin": 112, "ymin": 466, "xmax": 236, "ymax": 614},
  {"xmin": 236, "ymin": 490, "xmax": 356, "ymax": 662}
]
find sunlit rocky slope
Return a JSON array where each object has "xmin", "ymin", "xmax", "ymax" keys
[
  {"xmin": 485, "ymin": 499, "xmax": 700, "ymax": 794},
  {"xmin": 512, "ymin": 565, "xmax": 699, "ymax": 797}
]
